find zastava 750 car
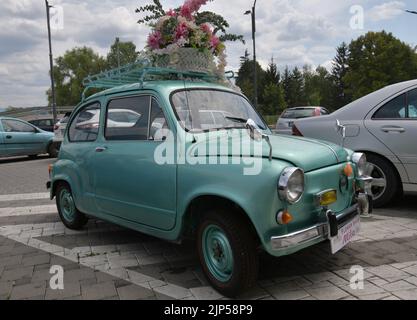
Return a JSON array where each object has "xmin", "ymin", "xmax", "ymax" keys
[{"xmin": 47, "ymin": 66, "xmax": 372, "ymax": 297}]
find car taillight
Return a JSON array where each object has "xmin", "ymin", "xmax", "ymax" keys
[{"xmin": 292, "ymin": 124, "xmax": 303, "ymax": 136}]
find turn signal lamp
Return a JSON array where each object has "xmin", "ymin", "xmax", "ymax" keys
[
  {"xmin": 343, "ymin": 163, "xmax": 353, "ymax": 177},
  {"xmin": 277, "ymin": 211, "xmax": 293, "ymax": 225}
]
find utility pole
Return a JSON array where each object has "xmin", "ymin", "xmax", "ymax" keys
[
  {"xmin": 116, "ymin": 37, "xmax": 121, "ymax": 69},
  {"xmin": 245, "ymin": 0, "xmax": 258, "ymax": 109},
  {"xmin": 45, "ymin": 0, "xmax": 57, "ymax": 124}
]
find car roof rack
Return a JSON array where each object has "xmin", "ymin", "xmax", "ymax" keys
[{"xmin": 81, "ymin": 60, "xmax": 235, "ymax": 101}]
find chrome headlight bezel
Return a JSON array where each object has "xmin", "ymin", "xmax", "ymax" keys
[
  {"xmin": 351, "ymin": 152, "xmax": 367, "ymax": 176},
  {"xmin": 278, "ymin": 167, "xmax": 305, "ymax": 204}
]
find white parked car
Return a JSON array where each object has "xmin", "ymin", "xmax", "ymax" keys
[
  {"xmin": 293, "ymin": 80, "xmax": 417, "ymax": 207},
  {"xmin": 276, "ymin": 107, "xmax": 329, "ymax": 135}
]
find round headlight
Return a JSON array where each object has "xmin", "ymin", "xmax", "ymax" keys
[
  {"xmin": 351, "ymin": 152, "xmax": 367, "ymax": 176},
  {"xmin": 278, "ymin": 167, "xmax": 305, "ymax": 204}
]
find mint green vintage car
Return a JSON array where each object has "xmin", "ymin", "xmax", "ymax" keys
[{"xmin": 48, "ymin": 66, "xmax": 372, "ymax": 297}]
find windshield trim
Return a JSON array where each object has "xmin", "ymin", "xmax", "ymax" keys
[{"xmin": 169, "ymin": 87, "xmax": 269, "ymax": 134}]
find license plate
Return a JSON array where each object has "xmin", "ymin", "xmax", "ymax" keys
[{"xmin": 330, "ymin": 215, "xmax": 360, "ymax": 254}]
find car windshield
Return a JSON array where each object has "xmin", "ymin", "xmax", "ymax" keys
[
  {"xmin": 171, "ymin": 89, "xmax": 267, "ymax": 132},
  {"xmin": 281, "ymin": 108, "xmax": 317, "ymax": 119}
]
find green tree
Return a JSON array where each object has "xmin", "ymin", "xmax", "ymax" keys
[
  {"xmin": 344, "ymin": 31, "xmax": 417, "ymax": 100},
  {"xmin": 331, "ymin": 42, "xmax": 350, "ymax": 108},
  {"xmin": 47, "ymin": 47, "xmax": 107, "ymax": 106},
  {"xmin": 263, "ymin": 83, "xmax": 286, "ymax": 115},
  {"xmin": 107, "ymin": 38, "xmax": 138, "ymax": 69},
  {"xmin": 235, "ymin": 56, "xmax": 266, "ymax": 108}
]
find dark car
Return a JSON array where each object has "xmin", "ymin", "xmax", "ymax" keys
[{"xmin": 29, "ymin": 118, "xmax": 55, "ymax": 132}]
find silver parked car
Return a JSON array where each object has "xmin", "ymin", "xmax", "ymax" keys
[
  {"xmin": 276, "ymin": 107, "xmax": 329, "ymax": 135},
  {"xmin": 292, "ymin": 80, "xmax": 417, "ymax": 207}
]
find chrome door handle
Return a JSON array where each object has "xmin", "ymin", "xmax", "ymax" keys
[
  {"xmin": 381, "ymin": 126, "xmax": 405, "ymax": 133},
  {"xmin": 95, "ymin": 146, "xmax": 107, "ymax": 153}
]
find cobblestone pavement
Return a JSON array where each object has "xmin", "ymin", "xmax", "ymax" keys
[{"xmin": 1, "ymin": 156, "xmax": 417, "ymax": 300}]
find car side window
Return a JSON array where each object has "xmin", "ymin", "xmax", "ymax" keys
[
  {"xmin": 68, "ymin": 102, "xmax": 101, "ymax": 142},
  {"xmin": 373, "ymin": 93, "xmax": 407, "ymax": 119},
  {"xmin": 105, "ymin": 96, "xmax": 150, "ymax": 141},
  {"xmin": 1, "ymin": 120, "xmax": 35, "ymax": 133},
  {"xmin": 149, "ymin": 98, "xmax": 169, "ymax": 141},
  {"xmin": 408, "ymin": 89, "xmax": 417, "ymax": 119}
]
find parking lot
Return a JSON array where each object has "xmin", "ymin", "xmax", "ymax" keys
[{"xmin": 0, "ymin": 156, "xmax": 417, "ymax": 300}]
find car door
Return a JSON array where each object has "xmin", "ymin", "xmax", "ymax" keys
[
  {"xmin": 0, "ymin": 119, "xmax": 45, "ymax": 156},
  {"xmin": 92, "ymin": 94, "xmax": 176, "ymax": 231},
  {"xmin": 0, "ymin": 120, "xmax": 5, "ymax": 156},
  {"xmin": 364, "ymin": 88, "xmax": 417, "ymax": 183}
]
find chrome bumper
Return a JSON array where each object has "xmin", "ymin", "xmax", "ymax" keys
[{"xmin": 270, "ymin": 204, "xmax": 360, "ymax": 251}]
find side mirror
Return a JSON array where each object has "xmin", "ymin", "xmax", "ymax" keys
[{"xmin": 245, "ymin": 119, "xmax": 263, "ymax": 141}]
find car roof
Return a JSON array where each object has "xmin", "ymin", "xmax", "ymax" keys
[
  {"xmin": 333, "ymin": 79, "xmax": 417, "ymax": 119},
  {"xmin": 84, "ymin": 80, "xmax": 235, "ymax": 103}
]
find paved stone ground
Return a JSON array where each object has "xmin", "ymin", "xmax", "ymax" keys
[{"xmin": 1, "ymin": 156, "xmax": 417, "ymax": 300}]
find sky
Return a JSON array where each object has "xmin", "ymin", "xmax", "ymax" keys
[{"xmin": 0, "ymin": 0, "xmax": 416, "ymax": 108}]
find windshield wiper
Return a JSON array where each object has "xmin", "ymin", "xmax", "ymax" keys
[{"xmin": 225, "ymin": 116, "xmax": 248, "ymax": 123}]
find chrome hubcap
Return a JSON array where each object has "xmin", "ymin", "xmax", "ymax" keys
[{"xmin": 364, "ymin": 162, "xmax": 387, "ymax": 201}]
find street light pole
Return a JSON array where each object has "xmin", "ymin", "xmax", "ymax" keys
[
  {"xmin": 45, "ymin": 0, "xmax": 57, "ymax": 124},
  {"xmin": 245, "ymin": 0, "xmax": 258, "ymax": 109}
]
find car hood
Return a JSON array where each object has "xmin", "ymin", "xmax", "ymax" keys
[{"xmin": 190, "ymin": 130, "xmax": 349, "ymax": 172}]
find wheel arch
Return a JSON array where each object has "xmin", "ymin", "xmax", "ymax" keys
[
  {"xmin": 181, "ymin": 194, "xmax": 261, "ymax": 246},
  {"xmin": 357, "ymin": 150, "xmax": 404, "ymax": 191}
]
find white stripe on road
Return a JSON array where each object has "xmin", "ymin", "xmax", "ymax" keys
[
  {"xmin": 0, "ymin": 222, "xmax": 198, "ymax": 300},
  {"xmin": 0, "ymin": 205, "xmax": 57, "ymax": 217},
  {"xmin": 0, "ymin": 192, "xmax": 50, "ymax": 202}
]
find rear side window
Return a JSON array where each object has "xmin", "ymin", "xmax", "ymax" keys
[
  {"xmin": 408, "ymin": 89, "xmax": 417, "ymax": 118},
  {"xmin": 373, "ymin": 94, "xmax": 407, "ymax": 119},
  {"xmin": 105, "ymin": 96, "xmax": 150, "ymax": 141},
  {"xmin": 68, "ymin": 102, "xmax": 101, "ymax": 142}
]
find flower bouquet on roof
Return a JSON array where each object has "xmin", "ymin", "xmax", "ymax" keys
[{"xmin": 137, "ymin": 0, "xmax": 244, "ymax": 77}]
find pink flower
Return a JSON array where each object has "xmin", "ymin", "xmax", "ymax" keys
[
  {"xmin": 175, "ymin": 22, "xmax": 189, "ymax": 40},
  {"xmin": 166, "ymin": 9, "xmax": 176, "ymax": 17},
  {"xmin": 200, "ymin": 23, "xmax": 212, "ymax": 35},
  {"xmin": 180, "ymin": 0, "xmax": 210, "ymax": 20},
  {"xmin": 147, "ymin": 31, "xmax": 162, "ymax": 50},
  {"xmin": 180, "ymin": 4, "xmax": 193, "ymax": 20},
  {"xmin": 210, "ymin": 35, "xmax": 220, "ymax": 49}
]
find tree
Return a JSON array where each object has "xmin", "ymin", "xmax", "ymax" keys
[
  {"xmin": 235, "ymin": 56, "xmax": 266, "ymax": 108},
  {"xmin": 263, "ymin": 83, "xmax": 286, "ymax": 115},
  {"xmin": 107, "ymin": 38, "xmax": 138, "ymax": 69},
  {"xmin": 265, "ymin": 58, "xmax": 280, "ymax": 85},
  {"xmin": 344, "ymin": 31, "xmax": 417, "ymax": 100},
  {"xmin": 47, "ymin": 47, "xmax": 107, "ymax": 106},
  {"xmin": 331, "ymin": 42, "xmax": 350, "ymax": 108}
]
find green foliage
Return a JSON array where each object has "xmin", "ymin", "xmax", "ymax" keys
[
  {"xmin": 343, "ymin": 31, "xmax": 417, "ymax": 100},
  {"xmin": 136, "ymin": 0, "xmax": 165, "ymax": 25},
  {"xmin": 47, "ymin": 47, "xmax": 106, "ymax": 106},
  {"xmin": 107, "ymin": 39, "xmax": 139, "ymax": 69}
]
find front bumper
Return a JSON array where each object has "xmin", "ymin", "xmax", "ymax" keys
[{"xmin": 270, "ymin": 203, "xmax": 360, "ymax": 253}]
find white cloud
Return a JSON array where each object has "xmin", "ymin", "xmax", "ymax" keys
[
  {"xmin": 369, "ymin": 1, "xmax": 406, "ymax": 22},
  {"xmin": 0, "ymin": 0, "xmax": 412, "ymax": 107}
]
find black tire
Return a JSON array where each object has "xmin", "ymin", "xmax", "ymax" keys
[
  {"xmin": 366, "ymin": 153, "xmax": 401, "ymax": 208},
  {"xmin": 56, "ymin": 183, "xmax": 88, "ymax": 230},
  {"xmin": 196, "ymin": 209, "xmax": 259, "ymax": 297},
  {"xmin": 48, "ymin": 143, "xmax": 59, "ymax": 158}
]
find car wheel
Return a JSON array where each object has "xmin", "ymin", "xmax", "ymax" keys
[
  {"xmin": 48, "ymin": 143, "xmax": 59, "ymax": 158},
  {"xmin": 196, "ymin": 209, "xmax": 259, "ymax": 297},
  {"xmin": 364, "ymin": 154, "xmax": 400, "ymax": 207},
  {"xmin": 56, "ymin": 183, "xmax": 88, "ymax": 230}
]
